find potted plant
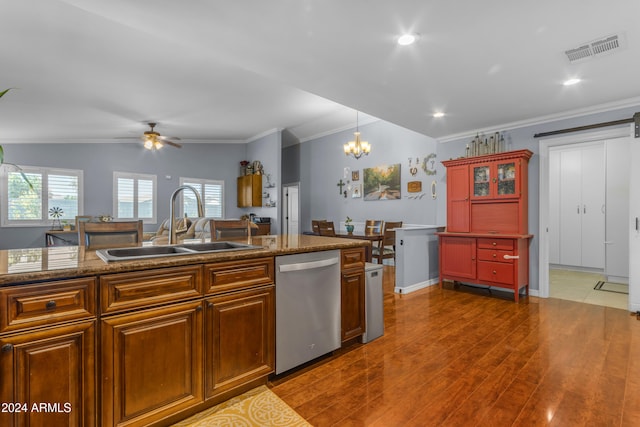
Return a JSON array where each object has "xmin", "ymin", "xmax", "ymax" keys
[{"xmin": 345, "ymin": 216, "xmax": 354, "ymax": 234}]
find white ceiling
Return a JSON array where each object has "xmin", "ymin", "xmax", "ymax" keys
[{"xmin": 2, "ymin": 0, "xmax": 640, "ymax": 145}]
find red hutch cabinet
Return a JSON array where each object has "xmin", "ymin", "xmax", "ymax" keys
[{"xmin": 437, "ymin": 149, "xmax": 533, "ymax": 302}]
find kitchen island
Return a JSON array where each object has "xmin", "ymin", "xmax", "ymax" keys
[{"xmin": 0, "ymin": 235, "xmax": 368, "ymax": 427}]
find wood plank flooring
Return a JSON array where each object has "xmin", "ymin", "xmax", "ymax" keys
[{"xmin": 270, "ymin": 266, "xmax": 640, "ymax": 426}]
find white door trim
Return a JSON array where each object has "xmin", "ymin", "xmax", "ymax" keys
[{"xmin": 538, "ymin": 126, "xmax": 633, "ymax": 298}]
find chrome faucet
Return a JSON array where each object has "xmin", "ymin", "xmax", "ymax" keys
[{"xmin": 168, "ymin": 185, "xmax": 204, "ymax": 244}]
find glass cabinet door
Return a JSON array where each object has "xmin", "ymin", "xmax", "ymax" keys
[
  {"xmin": 472, "ymin": 165, "xmax": 491, "ymax": 197},
  {"xmin": 496, "ymin": 162, "xmax": 516, "ymax": 196}
]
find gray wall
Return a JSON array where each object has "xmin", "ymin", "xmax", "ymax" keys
[
  {"xmin": 0, "ymin": 142, "xmax": 247, "ymax": 249},
  {"xmin": 299, "ymin": 119, "xmax": 440, "ymax": 233},
  {"xmin": 436, "ymin": 104, "xmax": 640, "ymax": 292},
  {"xmin": 246, "ymin": 130, "xmax": 281, "ymax": 234}
]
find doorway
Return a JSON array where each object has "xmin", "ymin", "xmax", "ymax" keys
[
  {"xmin": 539, "ymin": 126, "xmax": 633, "ymax": 309},
  {"xmin": 282, "ymin": 183, "xmax": 299, "ymax": 235}
]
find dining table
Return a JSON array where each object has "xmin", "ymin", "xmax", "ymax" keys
[{"xmin": 334, "ymin": 231, "xmax": 383, "ymax": 263}]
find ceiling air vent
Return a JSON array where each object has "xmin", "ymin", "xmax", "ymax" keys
[{"xmin": 564, "ymin": 33, "xmax": 625, "ymax": 63}]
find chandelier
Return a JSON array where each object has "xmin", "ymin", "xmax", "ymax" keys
[{"xmin": 343, "ymin": 112, "xmax": 370, "ymax": 159}]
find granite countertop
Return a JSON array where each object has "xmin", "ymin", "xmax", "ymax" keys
[{"xmin": 0, "ymin": 235, "xmax": 369, "ymax": 286}]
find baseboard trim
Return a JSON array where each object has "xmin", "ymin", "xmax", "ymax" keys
[{"xmin": 394, "ymin": 278, "xmax": 439, "ymax": 294}]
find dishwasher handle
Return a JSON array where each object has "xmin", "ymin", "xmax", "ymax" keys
[{"xmin": 278, "ymin": 257, "xmax": 339, "ymax": 273}]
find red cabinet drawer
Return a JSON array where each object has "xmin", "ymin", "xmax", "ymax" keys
[
  {"xmin": 477, "ymin": 261, "xmax": 514, "ymax": 285},
  {"xmin": 477, "ymin": 248, "xmax": 515, "ymax": 264},
  {"xmin": 477, "ymin": 238, "xmax": 514, "ymax": 250}
]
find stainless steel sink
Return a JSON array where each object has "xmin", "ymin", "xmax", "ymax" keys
[{"xmin": 96, "ymin": 241, "xmax": 262, "ymax": 262}]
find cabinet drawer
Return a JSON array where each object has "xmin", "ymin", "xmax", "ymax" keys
[
  {"xmin": 0, "ymin": 278, "xmax": 96, "ymax": 334},
  {"xmin": 100, "ymin": 265, "xmax": 203, "ymax": 315},
  {"xmin": 477, "ymin": 248, "xmax": 515, "ymax": 264},
  {"xmin": 204, "ymin": 257, "xmax": 274, "ymax": 295},
  {"xmin": 341, "ymin": 247, "xmax": 365, "ymax": 270},
  {"xmin": 477, "ymin": 261, "xmax": 514, "ymax": 285},
  {"xmin": 477, "ymin": 238, "xmax": 514, "ymax": 251}
]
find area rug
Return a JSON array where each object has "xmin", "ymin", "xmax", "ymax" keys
[
  {"xmin": 171, "ymin": 385, "xmax": 311, "ymax": 427},
  {"xmin": 594, "ymin": 281, "xmax": 629, "ymax": 294}
]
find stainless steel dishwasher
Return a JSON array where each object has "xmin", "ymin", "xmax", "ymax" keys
[{"xmin": 275, "ymin": 250, "xmax": 341, "ymax": 374}]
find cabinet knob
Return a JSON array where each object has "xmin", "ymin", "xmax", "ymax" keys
[
  {"xmin": 1, "ymin": 343, "xmax": 13, "ymax": 353},
  {"xmin": 492, "ymin": 242, "xmax": 497, "ymax": 246},
  {"xmin": 492, "ymin": 253, "xmax": 497, "ymax": 258},
  {"xmin": 196, "ymin": 305, "xmax": 202, "ymax": 312},
  {"xmin": 492, "ymin": 270, "xmax": 497, "ymax": 275},
  {"xmin": 46, "ymin": 300, "xmax": 57, "ymax": 310},
  {"xmin": 208, "ymin": 302, "xmax": 214, "ymax": 308}
]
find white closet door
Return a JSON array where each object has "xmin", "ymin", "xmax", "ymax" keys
[
  {"xmin": 580, "ymin": 143, "xmax": 605, "ymax": 269},
  {"xmin": 559, "ymin": 149, "xmax": 582, "ymax": 266}
]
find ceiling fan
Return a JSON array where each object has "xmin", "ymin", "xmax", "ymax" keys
[{"xmin": 137, "ymin": 122, "xmax": 182, "ymax": 150}]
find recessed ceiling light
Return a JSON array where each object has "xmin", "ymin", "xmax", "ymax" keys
[
  {"xmin": 563, "ymin": 78, "xmax": 581, "ymax": 86},
  {"xmin": 433, "ymin": 112, "xmax": 445, "ymax": 118},
  {"xmin": 397, "ymin": 34, "xmax": 417, "ymax": 46}
]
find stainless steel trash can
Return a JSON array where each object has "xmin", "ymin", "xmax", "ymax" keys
[{"xmin": 363, "ymin": 262, "xmax": 384, "ymax": 343}]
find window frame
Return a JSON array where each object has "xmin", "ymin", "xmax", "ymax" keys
[
  {"xmin": 113, "ymin": 171, "xmax": 157, "ymax": 224},
  {"xmin": 1, "ymin": 165, "xmax": 84, "ymax": 228},
  {"xmin": 179, "ymin": 177, "xmax": 225, "ymax": 219}
]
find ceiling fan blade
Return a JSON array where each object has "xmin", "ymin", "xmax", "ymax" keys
[
  {"xmin": 164, "ymin": 139, "xmax": 182, "ymax": 148},
  {"xmin": 159, "ymin": 135, "xmax": 181, "ymax": 141}
]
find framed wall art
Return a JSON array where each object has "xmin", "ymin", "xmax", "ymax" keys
[
  {"xmin": 363, "ymin": 164, "xmax": 401, "ymax": 200},
  {"xmin": 352, "ymin": 183, "xmax": 362, "ymax": 198}
]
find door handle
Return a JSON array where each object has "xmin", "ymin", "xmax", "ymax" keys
[{"xmin": 503, "ymin": 255, "xmax": 519, "ymax": 260}]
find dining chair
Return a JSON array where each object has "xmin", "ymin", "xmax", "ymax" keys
[
  {"xmin": 317, "ymin": 221, "xmax": 336, "ymax": 237},
  {"xmin": 372, "ymin": 221, "xmax": 403, "ymax": 264},
  {"xmin": 312, "ymin": 219, "xmax": 326, "ymax": 235},
  {"xmin": 364, "ymin": 220, "xmax": 384, "ymax": 236},
  {"xmin": 78, "ymin": 220, "xmax": 143, "ymax": 250},
  {"xmin": 210, "ymin": 219, "xmax": 252, "ymax": 240}
]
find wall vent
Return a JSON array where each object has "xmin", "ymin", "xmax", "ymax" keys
[{"xmin": 564, "ymin": 33, "xmax": 625, "ymax": 63}]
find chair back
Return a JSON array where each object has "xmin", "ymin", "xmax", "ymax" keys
[
  {"xmin": 78, "ymin": 220, "xmax": 143, "ymax": 250},
  {"xmin": 317, "ymin": 221, "xmax": 336, "ymax": 237},
  {"xmin": 311, "ymin": 220, "xmax": 326, "ymax": 235},
  {"xmin": 210, "ymin": 219, "xmax": 251, "ymax": 240},
  {"xmin": 381, "ymin": 221, "xmax": 403, "ymax": 246},
  {"xmin": 365, "ymin": 220, "xmax": 384, "ymax": 235}
]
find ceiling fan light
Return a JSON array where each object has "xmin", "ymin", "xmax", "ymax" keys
[
  {"xmin": 154, "ymin": 141, "xmax": 163, "ymax": 149},
  {"xmin": 143, "ymin": 139, "xmax": 153, "ymax": 150}
]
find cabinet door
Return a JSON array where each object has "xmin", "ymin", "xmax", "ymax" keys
[
  {"xmin": 341, "ymin": 269, "xmax": 366, "ymax": 342},
  {"xmin": 101, "ymin": 301, "xmax": 203, "ymax": 427},
  {"xmin": 0, "ymin": 321, "xmax": 96, "ymax": 427},
  {"xmin": 440, "ymin": 237, "xmax": 476, "ymax": 279},
  {"xmin": 237, "ymin": 175, "xmax": 262, "ymax": 207},
  {"xmin": 447, "ymin": 165, "xmax": 470, "ymax": 232},
  {"xmin": 470, "ymin": 162, "xmax": 492, "ymax": 200},
  {"xmin": 204, "ymin": 286, "xmax": 274, "ymax": 399},
  {"xmin": 495, "ymin": 160, "xmax": 519, "ymax": 197}
]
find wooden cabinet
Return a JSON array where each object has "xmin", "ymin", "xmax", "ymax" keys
[
  {"xmin": 101, "ymin": 259, "xmax": 274, "ymax": 426},
  {"xmin": 237, "ymin": 175, "xmax": 262, "ymax": 207},
  {"xmin": 0, "ymin": 278, "xmax": 97, "ymax": 427},
  {"xmin": 101, "ymin": 301, "xmax": 203, "ymax": 427},
  {"xmin": 204, "ymin": 286, "xmax": 274, "ymax": 399},
  {"xmin": 446, "ymin": 164, "xmax": 471, "ymax": 232},
  {"xmin": 439, "ymin": 150, "xmax": 533, "ymax": 302},
  {"xmin": 440, "ymin": 236, "xmax": 476, "ymax": 280},
  {"xmin": 340, "ymin": 247, "xmax": 366, "ymax": 342},
  {"xmin": 255, "ymin": 223, "xmax": 271, "ymax": 235}
]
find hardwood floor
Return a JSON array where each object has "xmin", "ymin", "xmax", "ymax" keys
[{"xmin": 270, "ymin": 266, "xmax": 640, "ymax": 426}]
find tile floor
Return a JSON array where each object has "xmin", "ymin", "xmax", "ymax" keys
[{"xmin": 549, "ymin": 268, "xmax": 628, "ymax": 310}]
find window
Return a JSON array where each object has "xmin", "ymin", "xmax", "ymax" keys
[
  {"xmin": 1, "ymin": 166, "xmax": 83, "ymax": 227},
  {"xmin": 113, "ymin": 172, "xmax": 157, "ymax": 223},
  {"xmin": 179, "ymin": 178, "xmax": 224, "ymax": 218}
]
